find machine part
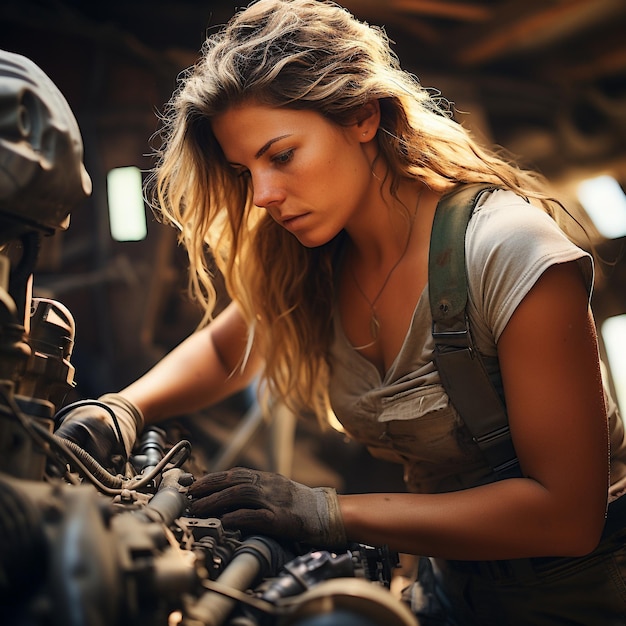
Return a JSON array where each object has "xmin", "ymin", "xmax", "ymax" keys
[
  {"xmin": 2, "ymin": 393, "xmax": 54, "ymax": 480},
  {"xmin": 50, "ymin": 484, "xmax": 120, "ymax": 626},
  {"xmin": 180, "ymin": 516, "xmax": 242, "ymax": 580},
  {"xmin": 132, "ymin": 426, "xmax": 168, "ymax": 476},
  {"xmin": 0, "ymin": 50, "xmax": 91, "ymax": 243},
  {"xmin": 280, "ymin": 578, "xmax": 419, "ymax": 626},
  {"xmin": 1, "ymin": 470, "xmax": 202, "ymax": 626},
  {"xmin": 184, "ymin": 536, "xmax": 288, "ymax": 626},
  {"xmin": 0, "ymin": 252, "xmax": 30, "ymax": 385},
  {"xmin": 0, "ymin": 474, "xmax": 48, "ymax": 608},
  {"xmin": 17, "ymin": 297, "xmax": 76, "ymax": 405},
  {"xmin": 351, "ymin": 543, "xmax": 400, "ymax": 587},
  {"xmin": 0, "ymin": 475, "xmax": 120, "ymax": 626},
  {"xmin": 258, "ymin": 551, "xmax": 355, "ymax": 604},
  {"xmin": 286, "ymin": 611, "xmax": 381, "ymax": 626}
]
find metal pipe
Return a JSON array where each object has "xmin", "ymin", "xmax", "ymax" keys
[{"xmin": 185, "ymin": 537, "xmax": 277, "ymax": 626}]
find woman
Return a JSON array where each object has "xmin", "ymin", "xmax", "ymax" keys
[{"xmin": 56, "ymin": 0, "xmax": 626, "ymax": 623}]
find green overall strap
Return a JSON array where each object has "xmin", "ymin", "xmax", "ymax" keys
[{"xmin": 429, "ymin": 183, "xmax": 521, "ymax": 479}]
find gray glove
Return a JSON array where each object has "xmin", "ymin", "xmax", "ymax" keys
[
  {"xmin": 54, "ymin": 393, "xmax": 144, "ymax": 474},
  {"xmin": 188, "ymin": 467, "xmax": 347, "ymax": 549}
]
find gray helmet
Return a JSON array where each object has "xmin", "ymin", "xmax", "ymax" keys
[{"xmin": 0, "ymin": 50, "xmax": 92, "ymax": 244}]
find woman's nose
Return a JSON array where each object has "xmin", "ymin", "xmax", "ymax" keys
[{"xmin": 251, "ymin": 171, "xmax": 285, "ymax": 209}]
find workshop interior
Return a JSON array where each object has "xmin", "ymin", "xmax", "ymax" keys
[{"xmin": 1, "ymin": 1, "xmax": 626, "ymax": 625}]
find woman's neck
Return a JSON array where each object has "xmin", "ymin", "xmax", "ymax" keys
[{"xmin": 345, "ymin": 181, "xmax": 429, "ymax": 271}]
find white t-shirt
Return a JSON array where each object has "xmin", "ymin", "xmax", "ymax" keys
[{"xmin": 328, "ymin": 189, "xmax": 626, "ymax": 495}]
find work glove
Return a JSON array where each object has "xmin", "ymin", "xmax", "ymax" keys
[
  {"xmin": 188, "ymin": 467, "xmax": 347, "ymax": 549},
  {"xmin": 54, "ymin": 393, "xmax": 144, "ymax": 474}
]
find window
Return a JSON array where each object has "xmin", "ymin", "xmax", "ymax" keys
[
  {"xmin": 106, "ymin": 166, "xmax": 148, "ymax": 241},
  {"xmin": 577, "ymin": 174, "xmax": 626, "ymax": 240},
  {"xmin": 602, "ymin": 314, "xmax": 626, "ymax": 416}
]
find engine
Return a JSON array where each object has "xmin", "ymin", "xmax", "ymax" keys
[{"xmin": 0, "ymin": 49, "xmax": 418, "ymax": 626}]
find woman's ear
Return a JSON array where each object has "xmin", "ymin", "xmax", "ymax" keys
[{"xmin": 354, "ymin": 100, "xmax": 381, "ymax": 142}]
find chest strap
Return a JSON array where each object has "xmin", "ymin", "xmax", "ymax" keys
[{"xmin": 429, "ymin": 183, "xmax": 521, "ymax": 479}]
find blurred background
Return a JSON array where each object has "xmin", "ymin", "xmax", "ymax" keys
[{"xmin": 1, "ymin": 0, "xmax": 625, "ymax": 490}]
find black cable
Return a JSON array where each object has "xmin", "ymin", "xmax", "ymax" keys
[
  {"xmin": 54, "ymin": 399, "xmax": 125, "ymax": 453},
  {"xmin": 2, "ymin": 386, "xmax": 192, "ymax": 494}
]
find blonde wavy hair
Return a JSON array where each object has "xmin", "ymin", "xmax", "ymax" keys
[{"xmin": 149, "ymin": 0, "xmax": 565, "ymax": 423}]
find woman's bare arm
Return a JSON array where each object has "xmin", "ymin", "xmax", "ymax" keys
[
  {"xmin": 339, "ymin": 261, "xmax": 609, "ymax": 560},
  {"xmin": 120, "ymin": 302, "xmax": 262, "ymax": 424}
]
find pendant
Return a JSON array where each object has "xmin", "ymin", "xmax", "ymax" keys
[{"xmin": 369, "ymin": 313, "xmax": 381, "ymax": 341}]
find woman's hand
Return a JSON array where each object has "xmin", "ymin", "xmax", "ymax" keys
[
  {"xmin": 188, "ymin": 467, "xmax": 347, "ymax": 549},
  {"xmin": 54, "ymin": 393, "xmax": 143, "ymax": 474}
]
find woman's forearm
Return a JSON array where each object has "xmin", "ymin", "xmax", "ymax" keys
[
  {"xmin": 339, "ymin": 476, "xmax": 606, "ymax": 560},
  {"xmin": 120, "ymin": 303, "xmax": 261, "ymax": 423}
]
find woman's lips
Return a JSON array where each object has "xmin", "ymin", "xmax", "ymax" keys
[{"xmin": 281, "ymin": 212, "xmax": 309, "ymax": 230}]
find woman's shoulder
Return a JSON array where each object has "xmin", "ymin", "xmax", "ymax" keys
[
  {"xmin": 471, "ymin": 189, "xmax": 561, "ymax": 239},
  {"xmin": 466, "ymin": 189, "xmax": 588, "ymax": 268},
  {"xmin": 464, "ymin": 188, "xmax": 593, "ymax": 344}
]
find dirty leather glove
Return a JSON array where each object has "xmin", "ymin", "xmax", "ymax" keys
[
  {"xmin": 54, "ymin": 393, "xmax": 144, "ymax": 474},
  {"xmin": 188, "ymin": 467, "xmax": 347, "ymax": 549}
]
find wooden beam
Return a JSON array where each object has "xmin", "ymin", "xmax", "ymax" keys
[
  {"xmin": 340, "ymin": 0, "xmax": 443, "ymax": 44},
  {"xmin": 389, "ymin": 0, "xmax": 491, "ymax": 22},
  {"xmin": 567, "ymin": 48, "xmax": 626, "ymax": 82},
  {"xmin": 456, "ymin": 0, "xmax": 625, "ymax": 65}
]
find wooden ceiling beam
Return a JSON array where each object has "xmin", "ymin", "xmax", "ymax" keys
[
  {"xmin": 389, "ymin": 0, "xmax": 491, "ymax": 22},
  {"xmin": 566, "ymin": 47, "xmax": 626, "ymax": 82},
  {"xmin": 455, "ymin": 0, "xmax": 625, "ymax": 65},
  {"xmin": 340, "ymin": 0, "xmax": 443, "ymax": 44}
]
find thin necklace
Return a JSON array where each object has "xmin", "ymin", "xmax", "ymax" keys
[{"xmin": 349, "ymin": 190, "xmax": 422, "ymax": 350}]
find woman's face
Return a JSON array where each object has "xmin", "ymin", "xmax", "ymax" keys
[{"xmin": 211, "ymin": 102, "xmax": 378, "ymax": 247}]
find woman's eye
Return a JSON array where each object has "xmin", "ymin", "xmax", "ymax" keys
[{"xmin": 272, "ymin": 149, "xmax": 294, "ymax": 165}]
